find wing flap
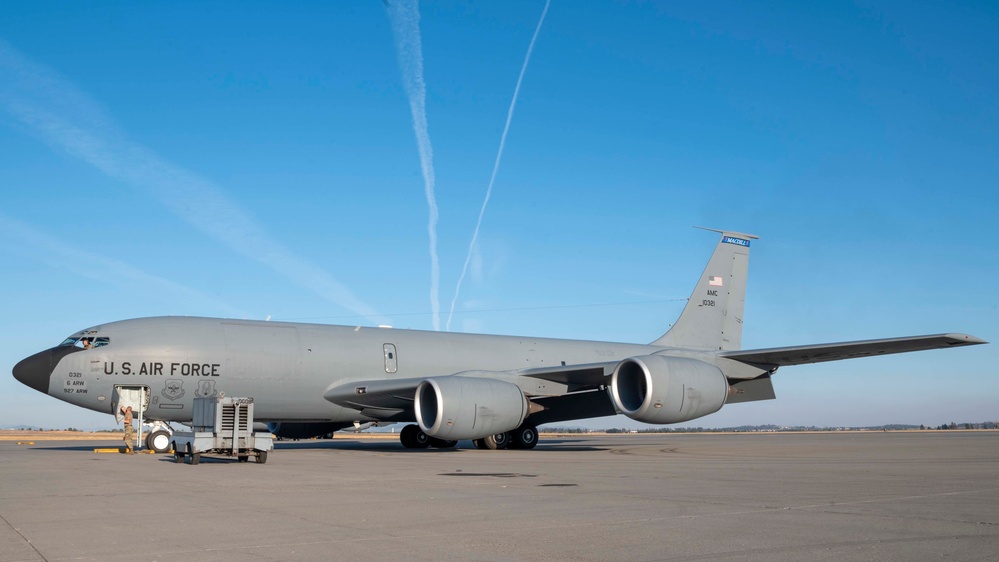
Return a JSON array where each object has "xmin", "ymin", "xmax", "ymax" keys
[{"xmin": 720, "ymin": 333, "xmax": 986, "ymax": 369}]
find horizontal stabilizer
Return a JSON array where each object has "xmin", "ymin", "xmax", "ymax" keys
[{"xmin": 720, "ymin": 333, "xmax": 987, "ymax": 369}]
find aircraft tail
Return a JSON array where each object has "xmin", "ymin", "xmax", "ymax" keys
[{"xmin": 652, "ymin": 228, "xmax": 757, "ymax": 351}]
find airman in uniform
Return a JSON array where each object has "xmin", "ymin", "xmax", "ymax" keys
[{"xmin": 121, "ymin": 406, "xmax": 135, "ymax": 454}]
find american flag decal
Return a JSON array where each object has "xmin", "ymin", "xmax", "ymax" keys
[{"xmin": 708, "ymin": 276, "xmax": 723, "ymax": 287}]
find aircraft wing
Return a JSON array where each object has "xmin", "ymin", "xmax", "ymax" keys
[
  {"xmin": 324, "ymin": 363, "xmax": 618, "ymax": 417},
  {"xmin": 323, "ymin": 334, "xmax": 987, "ymax": 416},
  {"xmin": 719, "ymin": 333, "xmax": 986, "ymax": 369},
  {"xmin": 324, "ymin": 377, "xmax": 424, "ymax": 416},
  {"xmin": 505, "ymin": 362, "xmax": 615, "ymax": 389}
]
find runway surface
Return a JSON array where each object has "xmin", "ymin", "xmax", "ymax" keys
[{"xmin": 2, "ymin": 432, "xmax": 997, "ymax": 561}]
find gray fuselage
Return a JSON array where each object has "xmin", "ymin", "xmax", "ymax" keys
[{"xmin": 30, "ymin": 316, "xmax": 669, "ymax": 423}]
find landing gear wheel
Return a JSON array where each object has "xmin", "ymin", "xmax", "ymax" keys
[
  {"xmin": 509, "ymin": 425, "xmax": 538, "ymax": 450},
  {"xmin": 400, "ymin": 424, "xmax": 431, "ymax": 449},
  {"xmin": 400, "ymin": 425, "xmax": 415, "ymax": 448},
  {"xmin": 483, "ymin": 432, "xmax": 510, "ymax": 450},
  {"xmin": 428, "ymin": 437, "xmax": 458, "ymax": 449},
  {"xmin": 413, "ymin": 428, "xmax": 429, "ymax": 448},
  {"xmin": 146, "ymin": 430, "xmax": 171, "ymax": 454},
  {"xmin": 257, "ymin": 451, "xmax": 268, "ymax": 464}
]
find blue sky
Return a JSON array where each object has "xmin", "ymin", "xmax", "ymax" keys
[{"xmin": 1, "ymin": 1, "xmax": 995, "ymax": 430}]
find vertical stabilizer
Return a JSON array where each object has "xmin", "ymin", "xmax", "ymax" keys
[{"xmin": 652, "ymin": 229, "xmax": 757, "ymax": 351}]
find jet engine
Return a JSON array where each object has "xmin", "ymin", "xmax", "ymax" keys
[
  {"xmin": 266, "ymin": 422, "xmax": 349, "ymax": 440},
  {"xmin": 415, "ymin": 376, "xmax": 529, "ymax": 441},
  {"xmin": 610, "ymin": 355, "xmax": 728, "ymax": 424}
]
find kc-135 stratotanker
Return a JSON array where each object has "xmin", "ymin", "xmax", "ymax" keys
[{"xmin": 13, "ymin": 230, "xmax": 986, "ymax": 452}]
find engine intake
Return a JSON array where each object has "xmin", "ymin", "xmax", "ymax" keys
[
  {"xmin": 415, "ymin": 376, "xmax": 528, "ymax": 441},
  {"xmin": 610, "ymin": 355, "xmax": 728, "ymax": 424}
]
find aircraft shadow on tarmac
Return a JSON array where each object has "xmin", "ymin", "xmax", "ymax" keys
[
  {"xmin": 155, "ymin": 456, "xmax": 259, "ymax": 464},
  {"xmin": 22, "ymin": 440, "xmax": 606, "ymax": 454},
  {"xmin": 272, "ymin": 440, "xmax": 607, "ymax": 453},
  {"xmin": 30, "ymin": 445, "xmax": 122, "ymax": 452}
]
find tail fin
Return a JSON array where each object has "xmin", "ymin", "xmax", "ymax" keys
[{"xmin": 652, "ymin": 228, "xmax": 757, "ymax": 351}]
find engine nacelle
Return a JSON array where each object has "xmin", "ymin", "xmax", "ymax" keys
[
  {"xmin": 266, "ymin": 422, "xmax": 349, "ymax": 440},
  {"xmin": 415, "ymin": 376, "xmax": 529, "ymax": 441},
  {"xmin": 610, "ymin": 355, "xmax": 728, "ymax": 424}
]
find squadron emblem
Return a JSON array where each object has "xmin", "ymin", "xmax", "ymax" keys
[
  {"xmin": 161, "ymin": 380, "xmax": 185, "ymax": 401},
  {"xmin": 196, "ymin": 380, "xmax": 218, "ymax": 398}
]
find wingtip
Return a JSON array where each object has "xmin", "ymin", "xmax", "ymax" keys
[{"xmin": 945, "ymin": 333, "xmax": 988, "ymax": 345}]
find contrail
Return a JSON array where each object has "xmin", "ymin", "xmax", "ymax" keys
[
  {"xmin": 0, "ymin": 40, "xmax": 384, "ymax": 324},
  {"xmin": 446, "ymin": 0, "xmax": 551, "ymax": 331},
  {"xmin": 385, "ymin": 0, "xmax": 442, "ymax": 331},
  {"xmin": 0, "ymin": 213, "xmax": 247, "ymax": 317}
]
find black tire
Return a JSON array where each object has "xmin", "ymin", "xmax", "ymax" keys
[
  {"xmin": 400, "ymin": 424, "xmax": 430, "ymax": 449},
  {"xmin": 510, "ymin": 425, "xmax": 539, "ymax": 450},
  {"xmin": 173, "ymin": 443, "xmax": 183, "ymax": 463},
  {"xmin": 472, "ymin": 438, "xmax": 488, "ymax": 450},
  {"xmin": 187, "ymin": 444, "xmax": 199, "ymax": 465},
  {"xmin": 413, "ymin": 427, "xmax": 430, "ymax": 448},
  {"xmin": 146, "ymin": 430, "xmax": 171, "ymax": 454},
  {"xmin": 428, "ymin": 437, "xmax": 457, "ymax": 449},
  {"xmin": 257, "ymin": 450, "xmax": 268, "ymax": 464},
  {"xmin": 484, "ymin": 432, "xmax": 510, "ymax": 450},
  {"xmin": 400, "ymin": 424, "xmax": 416, "ymax": 448}
]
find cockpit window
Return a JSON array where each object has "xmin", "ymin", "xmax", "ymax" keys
[{"xmin": 59, "ymin": 336, "xmax": 110, "ymax": 349}]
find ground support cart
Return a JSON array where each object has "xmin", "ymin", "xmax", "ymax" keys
[{"xmin": 171, "ymin": 395, "xmax": 273, "ymax": 465}]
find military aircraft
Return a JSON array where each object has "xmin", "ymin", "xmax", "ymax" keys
[{"xmin": 13, "ymin": 230, "xmax": 986, "ymax": 452}]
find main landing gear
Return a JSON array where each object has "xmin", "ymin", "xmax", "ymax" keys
[
  {"xmin": 399, "ymin": 423, "xmax": 539, "ymax": 450},
  {"xmin": 471, "ymin": 424, "xmax": 538, "ymax": 450},
  {"xmin": 508, "ymin": 424, "xmax": 539, "ymax": 449},
  {"xmin": 399, "ymin": 424, "xmax": 458, "ymax": 449},
  {"xmin": 145, "ymin": 430, "xmax": 171, "ymax": 454}
]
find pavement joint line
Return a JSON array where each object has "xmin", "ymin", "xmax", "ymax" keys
[{"xmin": 0, "ymin": 512, "xmax": 49, "ymax": 562}]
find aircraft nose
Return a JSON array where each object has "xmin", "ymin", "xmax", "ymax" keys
[{"xmin": 13, "ymin": 349, "xmax": 57, "ymax": 394}]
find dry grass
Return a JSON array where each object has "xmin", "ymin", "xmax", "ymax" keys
[{"xmin": 0, "ymin": 430, "xmax": 123, "ymax": 441}]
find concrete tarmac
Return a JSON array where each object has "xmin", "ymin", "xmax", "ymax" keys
[{"xmin": 1, "ymin": 432, "xmax": 997, "ymax": 561}]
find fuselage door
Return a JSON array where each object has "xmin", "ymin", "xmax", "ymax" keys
[
  {"xmin": 112, "ymin": 385, "xmax": 150, "ymax": 422},
  {"xmin": 112, "ymin": 385, "xmax": 151, "ymax": 450},
  {"xmin": 383, "ymin": 343, "xmax": 398, "ymax": 374}
]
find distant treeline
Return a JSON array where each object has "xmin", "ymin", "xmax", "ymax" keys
[
  {"xmin": 3, "ymin": 427, "xmax": 123, "ymax": 433},
  {"xmin": 541, "ymin": 421, "xmax": 999, "ymax": 433}
]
